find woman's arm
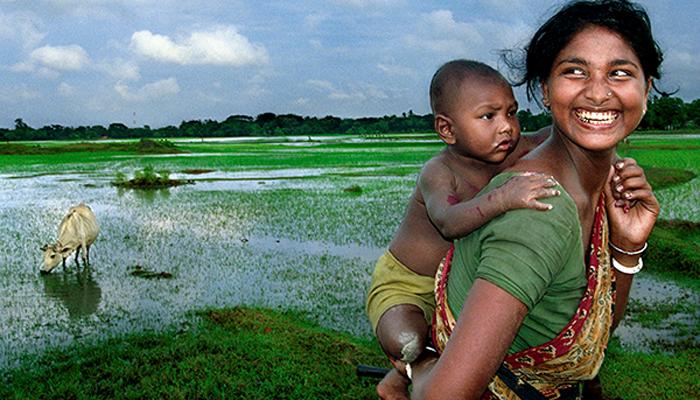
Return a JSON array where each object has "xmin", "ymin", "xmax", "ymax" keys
[
  {"xmin": 411, "ymin": 279, "xmax": 528, "ymax": 400},
  {"xmin": 604, "ymin": 159, "xmax": 659, "ymax": 329}
]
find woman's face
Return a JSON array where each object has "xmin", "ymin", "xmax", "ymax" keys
[{"xmin": 542, "ymin": 25, "xmax": 651, "ymax": 153}]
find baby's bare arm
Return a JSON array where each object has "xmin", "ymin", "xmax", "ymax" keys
[{"xmin": 420, "ymin": 165, "xmax": 558, "ymax": 240}]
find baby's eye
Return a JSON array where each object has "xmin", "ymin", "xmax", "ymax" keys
[
  {"xmin": 480, "ymin": 113, "xmax": 494, "ymax": 120},
  {"xmin": 507, "ymin": 109, "xmax": 518, "ymax": 117}
]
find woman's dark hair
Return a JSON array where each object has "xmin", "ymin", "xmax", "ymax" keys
[{"xmin": 504, "ymin": 0, "xmax": 663, "ymax": 105}]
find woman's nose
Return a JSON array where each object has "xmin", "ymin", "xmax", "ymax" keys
[{"xmin": 584, "ymin": 74, "xmax": 612, "ymax": 103}]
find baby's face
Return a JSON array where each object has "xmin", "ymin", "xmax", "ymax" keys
[{"xmin": 445, "ymin": 80, "xmax": 521, "ymax": 164}]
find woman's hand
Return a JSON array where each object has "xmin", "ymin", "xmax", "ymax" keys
[{"xmin": 604, "ymin": 158, "xmax": 659, "ymax": 250}]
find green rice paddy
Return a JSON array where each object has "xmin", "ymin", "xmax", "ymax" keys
[{"xmin": 0, "ymin": 132, "xmax": 697, "ymax": 397}]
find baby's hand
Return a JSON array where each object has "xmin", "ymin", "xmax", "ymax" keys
[{"xmin": 496, "ymin": 172, "xmax": 560, "ymax": 212}]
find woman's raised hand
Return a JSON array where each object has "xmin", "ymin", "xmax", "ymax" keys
[{"xmin": 604, "ymin": 158, "xmax": 660, "ymax": 251}]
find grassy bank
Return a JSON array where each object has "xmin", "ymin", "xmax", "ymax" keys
[
  {"xmin": 0, "ymin": 307, "xmax": 388, "ymax": 399},
  {"xmin": 1, "ymin": 307, "xmax": 697, "ymax": 399}
]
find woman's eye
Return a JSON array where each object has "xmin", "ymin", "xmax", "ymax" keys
[
  {"xmin": 564, "ymin": 67, "xmax": 586, "ymax": 77},
  {"xmin": 611, "ymin": 69, "xmax": 632, "ymax": 78}
]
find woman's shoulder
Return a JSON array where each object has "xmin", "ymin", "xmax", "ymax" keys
[{"xmin": 487, "ymin": 171, "xmax": 579, "ymax": 232}]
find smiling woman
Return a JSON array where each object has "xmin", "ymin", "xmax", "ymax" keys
[{"xmin": 408, "ymin": 1, "xmax": 664, "ymax": 399}]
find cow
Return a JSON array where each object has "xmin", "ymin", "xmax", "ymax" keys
[{"xmin": 40, "ymin": 203, "xmax": 99, "ymax": 274}]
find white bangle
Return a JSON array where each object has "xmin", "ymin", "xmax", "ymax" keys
[
  {"xmin": 610, "ymin": 241, "xmax": 647, "ymax": 256},
  {"xmin": 612, "ymin": 256, "xmax": 644, "ymax": 274},
  {"xmin": 405, "ymin": 363, "xmax": 413, "ymax": 381}
]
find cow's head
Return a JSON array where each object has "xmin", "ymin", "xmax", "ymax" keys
[{"xmin": 40, "ymin": 242, "xmax": 71, "ymax": 274}]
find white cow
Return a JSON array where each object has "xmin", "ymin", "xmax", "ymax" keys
[{"xmin": 40, "ymin": 203, "xmax": 99, "ymax": 274}]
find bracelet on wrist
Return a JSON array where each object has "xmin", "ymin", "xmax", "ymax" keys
[
  {"xmin": 610, "ymin": 241, "xmax": 647, "ymax": 256},
  {"xmin": 612, "ymin": 256, "xmax": 644, "ymax": 274}
]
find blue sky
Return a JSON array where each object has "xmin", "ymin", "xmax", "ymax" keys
[{"xmin": 1, "ymin": 0, "xmax": 698, "ymax": 129}]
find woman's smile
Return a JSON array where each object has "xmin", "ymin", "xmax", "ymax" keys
[{"xmin": 574, "ymin": 109, "xmax": 619, "ymax": 126}]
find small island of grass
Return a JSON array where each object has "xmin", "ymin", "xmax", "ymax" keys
[{"xmin": 112, "ymin": 165, "xmax": 194, "ymax": 189}]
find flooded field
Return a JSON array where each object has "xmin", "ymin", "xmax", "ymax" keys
[{"xmin": 0, "ymin": 134, "xmax": 698, "ymax": 371}]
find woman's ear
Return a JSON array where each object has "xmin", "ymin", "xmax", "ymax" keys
[{"xmin": 435, "ymin": 114, "xmax": 456, "ymax": 144}]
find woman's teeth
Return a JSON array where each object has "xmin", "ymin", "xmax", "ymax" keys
[{"xmin": 576, "ymin": 110, "xmax": 618, "ymax": 125}]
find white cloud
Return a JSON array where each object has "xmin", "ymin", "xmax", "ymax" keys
[
  {"xmin": 377, "ymin": 63, "xmax": 415, "ymax": 76},
  {"xmin": 333, "ymin": 0, "xmax": 401, "ymax": 7},
  {"xmin": 100, "ymin": 60, "xmax": 141, "ymax": 81},
  {"xmin": 304, "ymin": 13, "xmax": 328, "ymax": 29},
  {"xmin": 478, "ymin": 0, "xmax": 526, "ymax": 15},
  {"xmin": 114, "ymin": 77, "xmax": 180, "ymax": 101},
  {"xmin": 307, "ymin": 79, "xmax": 336, "ymax": 92},
  {"xmin": 405, "ymin": 10, "xmax": 483, "ymax": 55},
  {"xmin": 30, "ymin": 45, "xmax": 91, "ymax": 71},
  {"xmin": 0, "ymin": 11, "xmax": 45, "ymax": 50},
  {"xmin": 404, "ymin": 10, "xmax": 531, "ymax": 64},
  {"xmin": 0, "ymin": 85, "xmax": 41, "ymax": 103},
  {"xmin": 57, "ymin": 82, "xmax": 76, "ymax": 96},
  {"xmin": 130, "ymin": 26, "xmax": 269, "ymax": 67},
  {"xmin": 307, "ymin": 79, "xmax": 387, "ymax": 101}
]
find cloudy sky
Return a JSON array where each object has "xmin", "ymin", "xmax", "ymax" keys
[{"xmin": 1, "ymin": 0, "xmax": 698, "ymax": 129}]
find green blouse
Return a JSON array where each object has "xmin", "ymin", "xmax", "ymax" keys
[{"xmin": 446, "ymin": 172, "xmax": 588, "ymax": 354}]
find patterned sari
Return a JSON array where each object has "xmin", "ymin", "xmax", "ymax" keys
[{"xmin": 432, "ymin": 195, "xmax": 615, "ymax": 399}]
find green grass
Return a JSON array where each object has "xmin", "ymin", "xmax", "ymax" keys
[
  {"xmin": 113, "ymin": 165, "xmax": 193, "ymax": 189},
  {"xmin": 600, "ymin": 339, "xmax": 700, "ymax": 400},
  {"xmin": 0, "ymin": 307, "xmax": 388, "ymax": 399},
  {"xmin": 643, "ymin": 167, "xmax": 697, "ymax": 190},
  {"xmin": 646, "ymin": 220, "xmax": 700, "ymax": 284},
  {"xmin": 0, "ymin": 138, "xmax": 183, "ymax": 156},
  {"xmin": 2, "ymin": 307, "xmax": 697, "ymax": 399}
]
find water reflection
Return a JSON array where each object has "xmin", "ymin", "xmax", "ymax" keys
[
  {"xmin": 116, "ymin": 187, "xmax": 172, "ymax": 202},
  {"xmin": 41, "ymin": 269, "xmax": 102, "ymax": 318}
]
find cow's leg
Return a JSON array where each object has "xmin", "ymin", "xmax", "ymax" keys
[
  {"xmin": 75, "ymin": 247, "xmax": 81, "ymax": 268},
  {"xmin": 62, "ymin": 257, "xmax": 67, "ymax": 271},
  {"xmin": 81, "ymin": 241, "xmax": 89, "ymax": 266},
  {"xmin": 85, "ymin": 245, "xmax": 91, "ymax": 266}
]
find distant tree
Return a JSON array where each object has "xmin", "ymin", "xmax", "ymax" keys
[
  {"xmin": 646, "ymin": 96, "xmax": 686, "ymax": 129},
  {"xmin": 255, "ymin": 112, "xmax": 276, "ymax": 124},
  {"xmin": 517, "ymin": 109, "xmax": 551, "ymax": 132},
  {"xmin": 685, "ymin": 99, "xmax": 700, "ymax": 128},
  {"xmin": 108, "ymin": 122, "xmax": 129, "ymax": 138}
]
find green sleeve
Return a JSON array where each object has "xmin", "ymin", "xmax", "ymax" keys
[
  {"xmin": 449, "ymin": 175, "xmax": 581, "ymax": 313},
  {"xmin": 475, "ymin": 193, "xmax": 579, "ymax": 310}
]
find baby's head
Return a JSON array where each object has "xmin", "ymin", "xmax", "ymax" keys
[
  {"xmin": 430, "ymin": 59, "xmax": 511, "ymax": 116},
  {"xmin": 430, "ymin": 60, "xmax": 520, "ymax": 164}
]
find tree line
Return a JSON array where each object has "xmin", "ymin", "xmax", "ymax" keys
[{"xmin": 2, "ymin": 96, "xmax": 699, "ymax": 142}]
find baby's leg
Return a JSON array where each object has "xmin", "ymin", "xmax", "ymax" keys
[
  {"xmin": 374, "ymin": 304, "xmax": 429, "ymax": 400},
  {"xmin": 375, "ymin": 304, "xmax": 429, "ymax": 364},
  {"xmin": 365, "ymin": 251, "xmax": 435, "ymax": 399}
]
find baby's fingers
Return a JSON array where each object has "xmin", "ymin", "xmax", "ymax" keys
[
  {"xmin": 526, "ymin": 187, "xmax": 560, "ymax": 211},
  {"xmin": 533, "ymin": 187, "xmax": 561, "ymax": 199},
  {"xmin": 527, "ymin": 199, "xmax": 555, "ymax": 211}
]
